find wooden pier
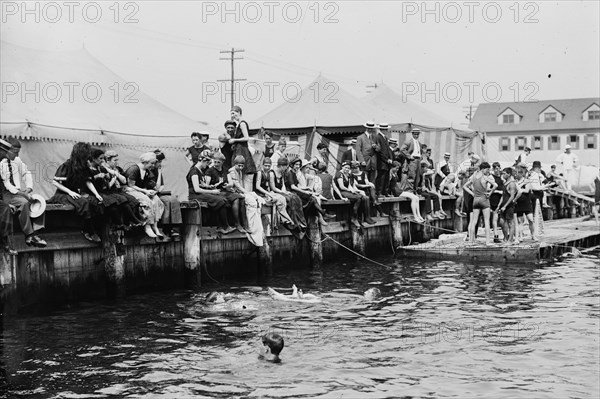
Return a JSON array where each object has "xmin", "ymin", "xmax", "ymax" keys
[{"xmin": 397, "ymin": 217, "xmax": 600, "ymax": 263}]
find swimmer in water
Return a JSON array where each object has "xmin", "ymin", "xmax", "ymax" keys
[
  {"xmin": 363, "ymin": 287, "xmax": 381, "ymax": 301},
  {"xmin": 259, "ymin": 333, "xmax": 284, "ymax": 363},
  {"xmin": 267, "ymin": 285, "xmax": 321, "ymax": 302},
  {"xmin": 205, "ymin": 291, "xmax": 226, "ymax": 303}
]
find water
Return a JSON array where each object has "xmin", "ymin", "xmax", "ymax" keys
[{"xmin": 2, "ymin": 251, "xmax": 599, "ymax": 398}]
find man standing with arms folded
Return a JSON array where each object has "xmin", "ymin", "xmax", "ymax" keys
[
  {"xmin": 375, "ymin": 123, "xmax": 394, "ymax": 197},
  {"xmin": 0, "ymin": 138, "xmax": 47, "ymax": 247},
  {"xmin": 400, "ymin": 127, "xmax": 423, "ymax": 191},
  {"xmin": 356, "ymin": 121, "xmax": 379, "ymax": 186}
]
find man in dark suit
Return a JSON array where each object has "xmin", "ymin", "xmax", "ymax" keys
[
  {"xmin": 356, "ymin": 121, "xmax": 378, "ymax": 184},
  {"xmin": 341, "ymin": 139, "xmax": 359, "ymax": 164},
  {"xmin": 375, "ymin": 123, "xmax": 394, "ymax": 197},
  {"xmin": 400, "ymin": 127, "xmax": 423, "ymax": 191}
]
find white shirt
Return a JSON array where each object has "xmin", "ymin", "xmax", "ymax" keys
[
  {"xmin": 556, "ymin": 152, "xmax": 578, "ymax": 171},
  {"xmin": 528, "ymin": 170, "xmax": 544, "ymax": 191},
  {"xmin": 411, "ymin": 138, "xmax": 421, "ymax": 158},
  {"xmin": 0, "ymin": 156, "xmax": 33, "ymax": 194}
]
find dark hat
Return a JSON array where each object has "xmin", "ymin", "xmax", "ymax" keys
[
  {"xmin": 525, "ymin": 147, "xmax": 531, "ymax": 151},
  {"xmin": 224, "ymin": 120, "xmax": 236, "ymax": 128},
  {"xmin": 231, "ymin": 105, "xmax": 243, "ymax": 114},
  {"xmin": 154, "ymin": 149, "xmax": 165, "ymax": 161},
  {"xmin": 289, "ymin": 157, "xmax": 302, "ymax": 167},
  {"xmin": 7, "ymin": 137, "xmax": 21, "ymax": 148},
  {"xmin": 316, "ymin": 143, "xmax": 328, "ymax": 150},
  {"xmin": 264, "ymin": 130, "xmax": 274, "ymax": 137},
  {"xmin": 532, "ymin": 161, "xmax": 542, "ymax": 168},
  {"xmin": 341, "ymin": 160, "xmax": 351, "ymax": 168}
]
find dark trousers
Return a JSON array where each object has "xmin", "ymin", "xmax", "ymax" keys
[
  {"xmin": 530, "ymin": 191, "xmax": 544, "ymax": 215},
  {"xmin": 0, "ymin": 200, "xmax": 12, "ymax": 237},
  {"xmin": 2, "ymin": 192, "xmax": 45, "ymax": 236},
  {"xmin": 404, "ymin": 159, "xmax": 422, "ymax": 191},
  {"xmin": 375, "ymin": 169, "xmax": 390, "ymax": 196}
]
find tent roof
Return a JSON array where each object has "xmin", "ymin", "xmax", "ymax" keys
[
  {"xmin": 0, "ymin": 41, "xmax": 219, "ymax": 149},
  {"xmin": 250, "ymin": 75, "xmax": 396, "ymax": 135},
  {"xmin": 363, "ymin": 83, "xmax": 454, "ymax": 128}
]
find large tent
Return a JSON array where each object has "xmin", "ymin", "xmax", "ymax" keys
[
  {"xmin": 0, "ymin": 41, "xmax": 219, "ymax": 199},
  {"xmin": 250, "ymin": 75, "xmax": 394, "ymax": 137}
]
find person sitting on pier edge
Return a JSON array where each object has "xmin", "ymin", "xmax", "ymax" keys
[
  {"xmin": 270, "ymin": 137, "xmax": 287, "ymax": 167},
  {"xmin": 0, "ymin": 138, "xmax": 17, "ymax": 255},
  {"xmin": 356, "ymin": 121, "xmax": 379, "ymax": 185},
  {"xmin": 435, "ymin": 152, "xmax": 452, "ymax": 190},
  {"xmin": 515, "ymin": 146, "xmax": 531, "ymax": 169},
  {"xmin": 374, "ymin": 123, "xmax": 394, "ymax": 198},
  {"xmin": 0, "ymin": 137, "xmax": 47, "ymax": 247},
  {"xmin": 102, "ymin": 150, "xmax": 144, "ymax": 228},
  {"xmin": 254, "ymin": 157, "xmax": 295, "ymax": 230},
  {"xmin": 187, "ymin": 153, "xmax": 236, "ymax": 235},
  {"xmin": 388, "ymin": 161, "xmax": 425, "ymax": 223},
  {"xmin": 220, "ymin": 121, "xmax": 236, "ymax": 171},
  {"xmin": 489, "ymin": 162, "xmax": 504, "ymax": 243},
  {"xmin": 513, "ymin": 165, "xmax": 537, "ymax": 242},
  {"xmin": 206, "ymin": 152, "xmax": 247, "ymax": 233},
  {"xmin": 228, "ymin": 155, "xmax": 264, "ymax": 246},
  {"xmin": 230, "ymin": 106, "xmax": 257, "ymax": 191},
  {"xmin": 124, "ymin": 152, "xmax": 165, "ymax": 239},
  {"xmin": 350, "ymin": 161, "xmax": 383, "ymax": 217},
  {"xmin": 48, "ymin": 142, "xmax": 102, "ymax": 243},
  {"xmin": 269, "ymin": 157, "xmax": 307, "ymax": 233},
  {"xmin": 298, "ymin": 159, "xmax": 329, "ymax": 226},
  {"xmin": 316, "ymin": 162, "xmax": 343, "ymax": 201},
  {"xmin": 311, "ymin": 142, "xmax": 334, "ymax": 176},
  {"xmin": 185, "ymin": 131, "xmax": 211, "ymax": 166},
  {"xmin": 336, "ymin": 161, "xmax": 375, "ymax": 227},
  {"xmin": 260, "ymin": 333, "xmax": 284, "ymax": 363},
  {"xmin": 287, "ymin": 157, "xmax": 328, "ymax": 226},
  {"xmin": 496, "ymin": 167, "xmax": 518, "ymax": 244},
  {"xmin": 419, "ymin": 160, "xmax": 446, "ymax": 221},
  {"xmin": 89, "ymin": 148, "xmax": 139, "ymax": 229},
  {"xmin": 464, "ymin": 161, "xmax": 497, "ymax": 246},
  {"xmin": 400, "ymin": 127, "xmax": 423, "ymax": 192},
  {"xmin": 153, "ymin": 150, "xmax": 182, "ymax": 238}
]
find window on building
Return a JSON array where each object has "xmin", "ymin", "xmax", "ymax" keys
[
  {"xmin": 502, "ymin": 114, "xmax": 514, "ymax": 124},
  {"xmin": 588, "ymin": 110, "xmax": 600, "ymax": 120},
  {"xmin": 287, "ymin": 135, "xmax": 298, "ymax": 142},
  {"xmin": 549, "ymin": 135, "xmax": 560, "ymax": 150},
  {"xmin": 515, "ymin": 136, "xmax": 527, "ymax": 151},
  {"xmin": 569, "ymin": 135, "xmax": 580, "ymax": 149},
  {"xmin": 500, "ymin": 137, "xmax": 510, "ymax": 151},
  {"xmin": 544, "ymin": 112, "xmax": 557, "ymax": 122},
  {"xmin": 533, "ymin": 136, "xmax": 542, "ymax": 150},
  {"xmin": 584, "ymin": 134, "xmax": 597, "ymax": 149}
]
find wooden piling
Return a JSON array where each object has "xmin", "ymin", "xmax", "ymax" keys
[
  {"xmin": 307, "ymin": 215, "xmax": 323, "ymax": 267},
  {"xmin": 102, "ymin": 226, "xmax": 125, "ymax": 298},
  {"xmin": 390, "ymin": 202, "xmax": 404, "ymax": 247},
  {"xmin": 351, "ymin": 224, "xmax": 365, "ymax": 256},
  {"xmin": 258, "ymin": 213, "xmax": 273, "ymax": 275},
  {"xmin": 183, "ymin": 207, "xmax": 202, "ymax": 289}
]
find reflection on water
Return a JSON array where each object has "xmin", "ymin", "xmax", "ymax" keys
[{"xmin": 2, "ymin": 251, "xmax": 599, "ymax": 398}]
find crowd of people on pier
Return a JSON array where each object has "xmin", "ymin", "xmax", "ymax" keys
[{"xmin": 2, "ymin": 105, "xmax": 600, "ymax": 255}]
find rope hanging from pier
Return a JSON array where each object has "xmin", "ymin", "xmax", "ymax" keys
[{"xmin": 323, "ymin": 233, "xmax": 393, "ymax": 269}]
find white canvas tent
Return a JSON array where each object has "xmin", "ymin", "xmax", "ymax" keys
[{"xmin": 0, "ymin": 41, "xmax": 219, "ymax": 199}]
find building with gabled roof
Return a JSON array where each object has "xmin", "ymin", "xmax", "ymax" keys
[{"xmin": 470, "ymin": 98, "xmax": 600, "ymax": 167}]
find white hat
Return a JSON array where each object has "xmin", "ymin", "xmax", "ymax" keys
[
  {"xmin": 565, "ymin": 144, "xmax": 572, "ymax": 149},
  {"xmin": 364, "ymin": 121, "xmax": 376, "ymax": 129},
  {"xmin": 29, "ymin": 194, "xmax": 46, "ymax": 218},
  {"xmin": 377, "ymin": 123, "xmax": 390, "ymax": 130}
]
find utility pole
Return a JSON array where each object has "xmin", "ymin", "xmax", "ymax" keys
[
  {"xmin": 218, "ymin": 48, "xmax": 246, "ymax": 109},
  {"xmin": 462, "ymin": 105, "xmax": 476, "ymax": 125}
]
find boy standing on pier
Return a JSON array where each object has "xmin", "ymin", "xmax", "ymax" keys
[{"xmin": 497, "ymin": 167, "xmax": 518, "ymax": 244}]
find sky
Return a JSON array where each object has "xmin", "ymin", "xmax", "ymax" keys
[{"xmin": 1, "ymin": 0, "xmax": 599, "ymax": 130}]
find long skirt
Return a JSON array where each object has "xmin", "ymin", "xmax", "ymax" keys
[
  {"xmin": 282, "ymin": 192, "xmax": 306, "ymax": 228},
  {"xmin": 48, "ymin": 192, "xmax": 96, "ymax": 220},
  {"xmin": 124, "ymin": 188, "xmax": 164, "ymax": 225},
  {"xmin": 159, "ymin": 194, "xmax": 183, "ymax": 225}
]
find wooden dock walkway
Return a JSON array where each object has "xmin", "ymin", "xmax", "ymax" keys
[{"xmin": 397, "ymin": 217, "xmax": 600, "ymax": 263}]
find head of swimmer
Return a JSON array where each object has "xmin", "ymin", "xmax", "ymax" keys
[
  {"xmin": 261, "ymin": 333, "xmax": 284, "ymax": 362},
  {"xmin": 205, "ymin": 291, "xmax": 226, "ymax": 304}
]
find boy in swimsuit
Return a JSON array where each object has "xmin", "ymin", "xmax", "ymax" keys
[
  {"xmin": 260, "ymin": 333, "xmax": 284, "ymax": 363},
  {"xmin": 464, "ymin": 162, "xmax": 497, "ymax": 245}
]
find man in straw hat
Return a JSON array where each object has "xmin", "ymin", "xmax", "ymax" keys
[
  {"xmin": 0, "ymin": 138, "xmax": 18, "ymax": 255},
  {"xmin": 400, "ymin": 127, "xmax": 424, "ymax": 191},
  {"xmin": 0, "ymin": 137, "xmax": 47, "ymax": 247},
  {"xmin": 356, "ymin": 121, "xmax": 379, "ymax": 184}
]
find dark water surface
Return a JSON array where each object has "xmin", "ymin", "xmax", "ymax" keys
[{"xmin": 2, "ymin": 251, "xmax": 599, "ymax": 398}]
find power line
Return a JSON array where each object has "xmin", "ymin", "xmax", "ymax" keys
[{"xmin": 218, "ymin": 48, "xmax": 246, "ymax": 110}]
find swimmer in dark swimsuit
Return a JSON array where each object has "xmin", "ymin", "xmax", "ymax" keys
[{"xmin": 463, "ymin": 162, "xmax": 497, "ymax": 245}]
